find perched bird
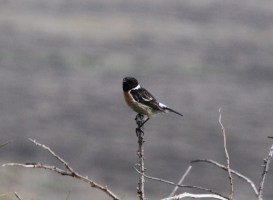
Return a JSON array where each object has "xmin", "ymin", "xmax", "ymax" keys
[{"xmin": 123, "ymin": 77, "xmax": 182, "ymax": 127}]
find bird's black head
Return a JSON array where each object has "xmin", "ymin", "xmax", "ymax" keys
[{"xmin": 123, "ymin": 77, "xmax": 139, "ymax": 91}]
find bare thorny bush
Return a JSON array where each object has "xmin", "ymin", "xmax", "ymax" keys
[{"xmin": 2, "ymin": 110, "xmax": 273, "ymax": 200}]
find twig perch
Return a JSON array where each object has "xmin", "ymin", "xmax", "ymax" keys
[
  {"xmin": 190, "ymin": 159, "xmax": 258, "ymax": 196},
  {"xmin": 3, "ymin": 139, "xmax": 120, "ymax": 200},
  {"xmin": 258, "ymin": 144, "xmax": 273, "ymax": 200},
  {"xmin": 135, "ymin": 114, "xmax": 146, "ymax": 200},
  {"xmin": 219, "ymin": 109, "xmax": 233, "ymax": 198}
]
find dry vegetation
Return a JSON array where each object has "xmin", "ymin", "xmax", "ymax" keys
[{"xmin": 1, "ymin": 0, "xmax": 273, "ymax": 199}]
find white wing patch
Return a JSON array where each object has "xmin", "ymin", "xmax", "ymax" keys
[
  {"xmin": 159, "ymin": 102, "xmax": 167, "ymax": 108},
  {"xmin": 159, "ymin": 103, "xmax": 170, "ymax": 113},
  {"xmin": 159, "ymin": 103, "xmax": 171, "ymax": 113},
  {"xmin": 132, "ymin": 84, "xmax": 141, "ymax": 90}
]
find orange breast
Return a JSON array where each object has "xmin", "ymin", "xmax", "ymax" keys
[
  {"xmin": 124, "ymin": 91, "xmax": 135, "ymax": 107},
  {"xmin": 123, "ymin": 91, "xmax": 152, "ymax": 116}
]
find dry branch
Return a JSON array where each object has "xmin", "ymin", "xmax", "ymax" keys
[
  {"xmin": 3, "ymin": 139, "xmax": 120, "ymax": 200},
  {"xmin": 162, "ymin": 192, "xmax": 228, "ymax": 200},
  {"xmin": 133, "ymin": 167, "xmax": 230, "ymax": 200},
  {"xmin": 14, "ymin": 192, "xmax": 22, "ymax": 200},
  {"xmin": 0, "ymin": 140, "xmax": 12, "ymax": 148},
  {"xmin": 0, "ymin": 192, "xmax": 14, "ymax": 198},
  {"xmin": 168, "ymin": 166, "xmax": 192, "ymax": 197},
  {"xmin": 190, "ymin": 159, "xmax": 258, "ymax": 196},
  {"xmin": 219, "ymin": 109, "xmax": 233, "ymax": 198},
  {"xmin": 135, "ymin": 114, "xmax": 146, "ymax": 200},
  {"xmin": 258, "ymin": 144, "xmax": 273, "ymax": 200}
]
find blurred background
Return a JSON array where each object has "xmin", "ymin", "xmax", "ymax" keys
[{"xmin": 0, "ymin": 0, "xmax": 273, "ymax": 199}]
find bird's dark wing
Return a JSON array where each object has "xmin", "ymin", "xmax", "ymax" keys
[{"xmin": 130, "ymin": 88, "xmax": 164, "ymax": 111}]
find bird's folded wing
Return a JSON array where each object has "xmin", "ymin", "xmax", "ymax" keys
[{"xmin": 130, "ymin": 88, "xmax": 164, "ymax": 111}]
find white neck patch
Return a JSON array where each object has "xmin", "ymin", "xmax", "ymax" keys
[{"xmin": 132, "ymin": 84, "xmax": 141, "ymax": 90}]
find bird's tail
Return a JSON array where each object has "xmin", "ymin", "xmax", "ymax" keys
[{"xmin": 163, "ymin": 107, "xmax": 183, "ymax": 116}]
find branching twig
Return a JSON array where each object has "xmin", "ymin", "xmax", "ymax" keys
[
  {"xmin": 190, "ymin": 159, "xmax": 258, "ymax": 196},
  {"xmin": 133, "ymin": 167, "xmax": 230, "ymax": 200},
  {"xmin": 258, "ymin": 144, "xmax": 273, "ymax": 200},
  {"xmin": 168, "ymin": 166, "xmax": 192, "ymax": 197},
  {"xmin": 219, "ymin": 109, "xmax": 233, "ymax": 198},
  {"xmin": 3, "ymin": 139, "xmax": 120, "ymax": 200},
  {"xmin": 135, "ymin": 114, "xmax": 146, "ymax": 200},
  {"xmin": 163, "ymin": 192, "xmax": 228, "ymax": 200},
  {"xmin": 29, "ymin": 138, "xmax": 74, "ymax": 172}
]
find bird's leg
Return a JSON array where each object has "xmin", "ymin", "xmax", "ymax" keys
[
  {"xmin": 135, "ymin": 114, "xmax": 144, "ymax": 125},
  {"xmin": 139, "ymin": 117, "xmax": 150, "ymax": 128},
  {"xmin": 135, "ymin": 114, "xmax": 149, "ymax": 137}
]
